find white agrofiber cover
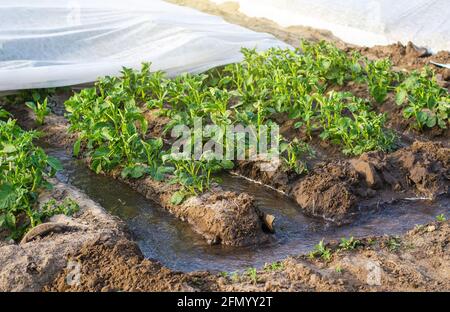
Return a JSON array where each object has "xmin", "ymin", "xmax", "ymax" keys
[
  {"xmin": 0, "ymin": 0, "xmax": 289, "ymax": 91},
  {"xmin": 211, "ymin": 0, "xmax": 450, "ymax": 53}
]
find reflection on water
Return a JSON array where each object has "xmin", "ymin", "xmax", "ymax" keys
[{"xmin": 47, "ymin": 148, "xmax": 449, "ymax": 273}]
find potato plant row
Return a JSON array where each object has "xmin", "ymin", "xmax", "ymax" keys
[
  {"xmin": 0, "ymin": 114, "xmax": 79, "ymax": 238},
  {"xmin": 64, "ymin": 41, "xmax": 449, "ymax": 205}
]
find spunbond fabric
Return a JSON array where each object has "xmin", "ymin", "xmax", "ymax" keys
[
  {"xmin": 211, "ymin": 0, "xmax": 450, "ymax": 53},
  {"xmin": 0, "ymin": 0, "xmax": 289, "ymax": 91}
]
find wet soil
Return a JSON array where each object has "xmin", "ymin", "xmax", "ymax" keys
[
  {"xmin": 41, "ymin": 147, "xmax": 449, "ymax": 273},
  {"xmin": 45, "ymin": 218, "xmax": 450, "ymax": 291},
  {"xmin": 0, "ymin": 179, "xmax": 130, "ymax": 291},
  {"xmin": 1, "ymin": 170, "xmax": 447, "ymax": 291}
]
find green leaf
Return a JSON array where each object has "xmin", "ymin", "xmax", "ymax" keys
[
  {"xmin": 5, "ymin": 212, "xmax": 16, "ymax": 228},
  {"xmin": 221, "ymin": 160, "xmax": 234, "ymax": 170},
  {"xmin": 0, "ymin": 109, "xmax": 10, "ymax": 119},
  {"xmin": 73, "ymin": 139, "xmax": 81, "ymax": 157},
  {"xmin": 417, "ymin": 111, "xmax": 428, "ymax": 124},
  {"xmin": 101, "ymin": 127, "xmax": 114, "ymax": 141},
  {"xmin": 425, "ymin": 116, "xmax": 436, "ymax": 128},
  {"xmin": 2, "ymin": 143, "xmax": 17, "ymax": 153},
  {"xmin": 0, "ymin": 184, "xmax": 16, "ymax": 210},
  {"xmin": 402, "ymin": 107, "xmax": 414, "ymax": 118},
  {"xmin": 25, "ymin": 101, "xmax": 37, "ymax": 111},
  {"xmin": 0, "ymin": 212, "xmax": 16, "ymax": 229},
  {"xmin": 294, "ymin": 121, "xmax": 304, "ymax": 129},
  {"xmin": 47, "ymin": 156, "xmax": 63, "ymax": 171},
  {"xmin": 395, "ymin": 89, "xmax": 408, "ymax": 105},
  {"xmin": 170, "ymin": 191, "xmax": 186, "ymax": 205},
  {"xmin": 121, "ymin": 165, "xmax": 147, "ymax": 179}
]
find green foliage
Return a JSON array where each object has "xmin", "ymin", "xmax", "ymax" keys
[
  {"xmin": 263, "ymin": 261, "xmax": 284, "ymax": 272},
  {"xmin": 387, "ymin": 237, "xmax": 401, "ymax": 251},
  {"xmin": 300, "ymin": 40, "xmax": 364, "ymax": 85},
  {"xmin": 280, "ymin": 138, "xmax": 313, "ymax": 174},
  {"xmin": 436, "ymin": 214, "xmax": 446, "ymax": 222},
  {"xmin": 26, "ymin": 97, "xmax": 50, "ymax": 125},
  {"xmin": 309, "ymin": 239, "xmax": 332, "ymax": 261},
  {"xmin": 338, "ymin": 236, "xmax": 361, "ymax": 251},
  {"xmin": 165, "ymin": 154, "xmax": 233, "ymax": 204},
  {"xmin": 65, "ymin": 84, "xmax": 154, "ymax": 175},
  {"xmin": 223, "ymin": 43, "xmax": 395, "ymax": 155},
  {"xmin": 245, "ymin": 267, "xmax": 258, "ymax": 284},
  {"xmin": 395, "ymin": 68, "xmax": 449, "ymax": 129},
  {"xmin": 0, "ymin": 108, "xmax": 11, "ymax": 119},
  {"xmin": 32, "ymin": 198, "xmax": 80, "ymax": 226},
  {"xmin": 316, "ymin": 92, "xmax": 395, "ymax": 155},
  {"xmin": 64, "ymin": 41, "xmax": 449, "ymax": 207},
  {"xmin": 364, "ymin": 58, "xmax": 397, "ymax": 103},
  {"xmin": 0, "ymin": 118, "xmax": 61, "ymax": 237}
]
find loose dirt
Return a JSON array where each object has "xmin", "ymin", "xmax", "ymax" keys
[
  {"xmin": 0, "ymin": 179, "xmax": 129, "ymax": 291},
  {"xmin": 44, "ymin": 218, "xmax": 450, "ymax": 291}
]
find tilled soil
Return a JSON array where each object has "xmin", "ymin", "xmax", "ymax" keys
[
  {"xmin": 1, "ymin": 175, "xmax": 448, "ymax": 291},
  {"xmin": 234, "ymin": 141, "xmax": 449, "ymax": 224},
  {"xmin": 168, "ymin": 0, "xmax": 345, "ymax": 49},
  {"xmin": 45, "ymin": 217, "xmax": 450, "ymax": 292},
  {"xmin": 291, "ymin": 141, "xmax": 449, "ymax": 223},
  {"xmin": 0, "ymin": 179, "xmax": 129, "ymax": 291}
]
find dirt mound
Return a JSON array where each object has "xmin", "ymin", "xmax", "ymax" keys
[
  {"xmin": 290, "ymin": 162, "xmax": 360, "ymax": 223},
  {"xmin": 212, "ymin": 221, "xmax": 450, "ymax": 291},
  {"xmin": 0, "ymin": 180, "xmax": 128, "ymax": 291},
  {"xmin": 45, "ymin": 237, "xmax": 202, "ymax": 292},
  {"xmin": 235, "ymin": 159, "xmax": 290, "ymax": 192},
  {"xmin": 179, "ymin": 190, "xmax": 270, "ymax": 246},
  {"xmin": 290, "ymin": 141, "xmax": 449, "ymax": 222},
  {"xmin": 119, "ymin": 173, "xmax": 271, "ymax": 246},
  {"xmin": 357, "ymin": 42, "xmax": 450, "ymax": 84},
  {"xmin": 354, "ymin": 141, "xmax": 449, "ymax": 197}
]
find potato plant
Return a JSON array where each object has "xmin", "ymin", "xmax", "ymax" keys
[
  {"xmin": 364, "ymin": 58, "xmax": 398, "ymax": 103},
  {"xmin": 0, "ymin": 117, "xmax": 62, "ymax": 237},
  {"xmin": 395, "ymin": 68, "xmax": 449, "ymax": 129}
]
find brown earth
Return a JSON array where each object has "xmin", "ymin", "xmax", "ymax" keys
[
  {"xmin": 2, "ymin": 176, "xmax": 448, "ymax": 291},
  {"xmin": 237, "ymin": 141, "xmax": 449, "ymax": 224},
  {"xmin": 355, "ymin": 42, "xmax": 450, "ymax": 81},
  {"xmin": 204, "ymin": 221, "xmax": 450, "ymax": 291},
  {"xmin": 45, "ymin": 216, "xmax": 450, "ymax": 292}
]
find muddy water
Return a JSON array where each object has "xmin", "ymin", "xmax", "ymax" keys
[{"xmin": 47, "ymin": 148, "xmax": 449, "ymax": 273}]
